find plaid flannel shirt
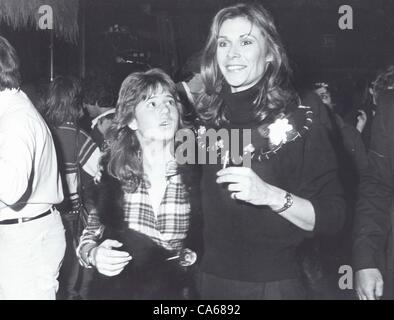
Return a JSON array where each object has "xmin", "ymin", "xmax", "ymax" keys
[{"xmin": 77, "ymin": 160, "xmax": 190, "ymax": 267}]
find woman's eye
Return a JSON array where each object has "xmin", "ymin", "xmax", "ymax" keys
[
  {"xmin": 241, "ymin": 39, "xmax": 253, "ymax": 46},
  {"xmin": 166, "ymin": 100, "xmax": 175, "ymax": 106},
  {"xmin": 148, "ymin": 102, "xmax": 156, "ymax": 108},
  {"xmin": 218, "ymin": 41, "xmax": 228, "ymax": 48}
]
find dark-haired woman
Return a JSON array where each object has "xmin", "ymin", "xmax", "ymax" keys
[
  {"xmin": 77, "ymin": 69, "xmax": 198, "ymax": 299},
  {"xmin": 45, "ymin": 76, "xmax": 101, "ymax": 299},
  {"xmin": 193, "ymin": 3, "xmax": 345, "ymax": 299}
]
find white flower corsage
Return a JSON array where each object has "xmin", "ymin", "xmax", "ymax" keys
[{"xmin": 268, "ymin": 118, "xmax": 293, "ymax": 146}]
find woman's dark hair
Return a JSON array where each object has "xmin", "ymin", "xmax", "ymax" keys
[
  {"xmin": 197, "ymin": 2, "xmax": 299, "ymax": 126},
  {"xmin": 0, "ymin": 36, "xmax": 21, "ymax": 90},
  {"xmin": 45, "ymin": 76, "xmax": 83, "ymax": 126},
  {"xmin": 105, "ymin": 68, "xmax": 182, "ymax": 190}
]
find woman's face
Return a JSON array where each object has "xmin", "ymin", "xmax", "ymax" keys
[
  {"xmin": 216, "ymin": 16, "xmax": 271, "ymax": 93},
  {"xmin": 128, "ymin": 87, "xmax": 179, "ymax": 143}
]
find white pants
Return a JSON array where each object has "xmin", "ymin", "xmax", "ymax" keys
[{"xmin": 0, "ymin": 209, "xmax": 66, "ymax": 300}]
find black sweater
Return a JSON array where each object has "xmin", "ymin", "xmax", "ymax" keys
[{"xmin": 199, "ymin": 85, "xmax": 345, "ymax": 282}]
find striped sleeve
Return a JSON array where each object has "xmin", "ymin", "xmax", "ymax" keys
[
  {"xmin": 78, "ymin": 130, "xmax": 99, "ymax": 168},
  {"xmin": 76, "ymin": 208, "xmax": 105, "ymax": 267}
]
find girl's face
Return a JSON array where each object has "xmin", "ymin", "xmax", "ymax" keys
[
  {"xmin": 128, "ymin": 87, "xmax": 179, "ymax": 143},
  {"xmin": 216, "ymin": 16, "xmax": 271, "ymax": 93}
]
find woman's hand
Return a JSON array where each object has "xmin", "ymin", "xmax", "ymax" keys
[
  {"xmin": 216, "ymin": 166, "xmax": 284, "ymax": 208},
  {"xmin": 217, "ymin": 166, "xmax": 315, "ymax": 231},
  {"xmin": 91, "ymin": 239, "xmax": 132, "ymax": 277}
]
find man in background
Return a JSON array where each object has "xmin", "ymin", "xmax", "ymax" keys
[
  {"xmin": 353, "ymin": 65, "xmax": 394, "ymax": 300},
  {"xmin": 0, "ymin": 36, "xmax": 65, "ymax": 299}
]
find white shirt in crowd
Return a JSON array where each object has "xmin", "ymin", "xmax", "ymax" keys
[{"xmin": 0, "ymin": 88, "xmax": 63, "ymax": 220}]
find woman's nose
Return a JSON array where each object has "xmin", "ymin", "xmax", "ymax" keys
[
  {"xmin": 159, "ymin": 103, "xmax": 170, "ymax": 114},
  {"xmin": 227, "ymin": 43, "xmax": 241, "ymax": 58}
]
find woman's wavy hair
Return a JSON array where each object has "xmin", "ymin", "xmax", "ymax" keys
[
  {"xmin": 45, "ymin": 76, "xmax": 83, "ymax": 126},
  {"xmin": 197, "ymin": 2, "xmax": 299, "ymax": 126},
  {"xmin": 104, "ymin": 68, "xmax": 182, "ymax": 190}
]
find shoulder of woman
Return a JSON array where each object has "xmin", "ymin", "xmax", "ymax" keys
[
  {"xmin": 283, "ymin": 104, "xmax": 314, "ymax": 140},
  {"xmin": 250, "ymin": 105, "xmax": 313, "ymax": 160}
]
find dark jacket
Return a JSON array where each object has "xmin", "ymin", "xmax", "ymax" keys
[
  {"xmin": 89, "ymin": 165, "xmax": 202, "ymax": 299},
  {"xmin": 352, "ymin": 89, "xmax": 394, "ymax": 298}
]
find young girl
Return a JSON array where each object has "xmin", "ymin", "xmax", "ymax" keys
[{"xmin": 77, "ymin": 69, "xmax": 198, "ymax": 299}]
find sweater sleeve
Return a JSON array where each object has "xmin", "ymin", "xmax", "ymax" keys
[
  {"xmin": 296, "ymin": 120, "xmax": 346, "ymax": 236},
  {"xmin": 76, "ymin": 208, "xmax": 104, "ymax": 267}
]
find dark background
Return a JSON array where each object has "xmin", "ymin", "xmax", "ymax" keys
[{"xmin": 1, "ymin": 0, "xmax": 394, "ymax": 113}]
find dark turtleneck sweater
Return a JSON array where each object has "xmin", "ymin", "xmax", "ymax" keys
[
  {"xmin": 222, "ymin": 83, "xmax": 261, "ymax": 127},
  {"xmin": 199, "ymin": 83, "xmax": 345, "ymax": 282}
]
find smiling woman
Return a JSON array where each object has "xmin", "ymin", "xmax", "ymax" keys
[
  {"xmin": 192, "ymin": 2, "xmax": 345, "ymax": 300},
  {"xmin": 216, "ymin": 16, "xmax": 269, "ymax": 93}
]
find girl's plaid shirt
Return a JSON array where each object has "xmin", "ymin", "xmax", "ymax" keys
[{"xmin": 77, "ymin": 160, "xmax": 191, "ymax": 267}]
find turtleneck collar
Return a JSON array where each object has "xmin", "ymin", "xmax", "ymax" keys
[{"xmin": 221, "ymin": 80, "xmax": 262, "ymax": 126}]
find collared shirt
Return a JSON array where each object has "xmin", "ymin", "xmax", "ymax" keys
[
  {"xmin": 90, "ymin": 108, "xmax": 115, "ymax": 129},
  {"xmin": 77, "ymin": 160, "xmax": 190, "ymax": 266},
  {"xmin": 0, "ymin": 89, "xmax": 63, "ymax": 220}
]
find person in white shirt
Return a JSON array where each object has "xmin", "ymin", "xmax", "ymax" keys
[{"xmin": 0, "ymin": 36, "xmax": 66, "ymax": 300}]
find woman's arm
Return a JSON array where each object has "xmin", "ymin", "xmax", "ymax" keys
[
  {"xmin": 76, "ymin": 208, "xmax": 104, "ymax": 267},
  {"xmin": 76, "ymin": 208, "xmax": 132, "ymax": 276},
  {"xmin": 216, "ymin": 119, "xmax": 345, "ymax": 233},
  {"xmin": 216, "ymin": 167, "xmax": 316, "ymax": 231},
  {"xmin": 266, "ymin": 185, "xmax": 315, "ymax": 231}
]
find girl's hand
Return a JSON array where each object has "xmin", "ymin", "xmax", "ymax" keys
[{"xmin": 92, "ymin": 239, "xmax": 132, "ymax": 277}]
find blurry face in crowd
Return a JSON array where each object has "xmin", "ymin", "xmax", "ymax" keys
[
  {"xmin": 83, "ymin": 102, "xmax": 101, "ymax": 118},
  {"xmin": 315, "ymin": 87, "xmax": 333, "ymax": 109},
  {"xmin": 128, "ymin": 86, "xmax": 179, "ymax": 144},
  {"xmin": 97, "ymin": 117, "xmax": 114, "ymax": 138},
  {"xmin": 216, "ymin": 16, "xmax": 271, "ymax": 93}
]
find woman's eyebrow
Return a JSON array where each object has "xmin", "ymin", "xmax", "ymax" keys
[
  {"xmin": 147, "ymin": 94, "xmax": 173, "ymax": 100},
  {"xmin": 218, "ymin": 33, "xmax": 257, "ymax": 40},
  {"xmin": 240, "ymin": 33, "xmax": 257, "ymax": 40}
]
